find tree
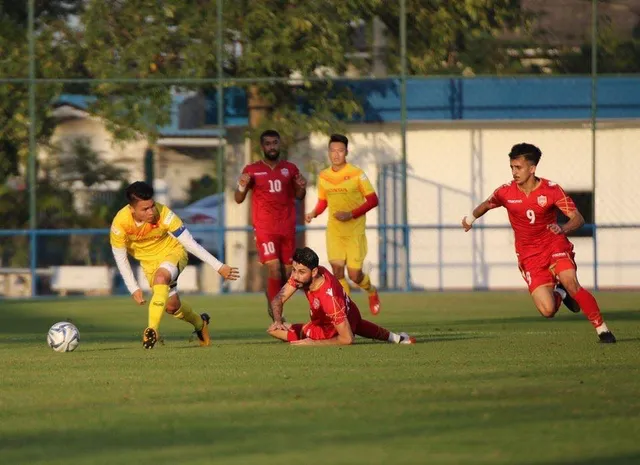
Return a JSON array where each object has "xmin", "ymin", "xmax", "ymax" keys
[{"xmin": 372, "ymin": 0, "xmax": 532, "ymax": 75}]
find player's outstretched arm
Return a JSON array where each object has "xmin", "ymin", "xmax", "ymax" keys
[
  {"xmin": 268, "ymin": 282, "xmax": 297, "ymax": 328},
  {"xmin": 291, "ymin": 320, "xmax": 355, "ymax": 346},
  {"xmin": 111, "ymin": 247, "xmax": 144, "ymax": 305},
  {"xmin": 234, "ymin": 173, "xmax": 252, "ymax": 204},
  {"xmin": 550, "ymin": 209, "xmax": 585, "ymax": 235},
  {"xmin": 171, "ymin": 229, "xmax": 240, "ymax": 281},
  {"xmin": 462, "ymin": 200, "xmax": 493, "ymax": 232}
]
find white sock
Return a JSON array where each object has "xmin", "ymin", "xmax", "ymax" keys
[
  {"xmin": 596, "ymin": 323, "xmax": 609, "ymax": 335},
  {"xmin": 388, "ymin": 332, "xmax": 401, "ymax": 343},
  {"xmin": 555, "ymin": 287, "xmax": 567, "ymax": 300}
]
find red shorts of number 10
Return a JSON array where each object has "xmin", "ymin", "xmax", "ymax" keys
[{"xmin": 243, "ymin": 160, "xmax": 301, "ymax": 265}]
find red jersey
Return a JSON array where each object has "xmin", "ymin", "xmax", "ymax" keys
[
  {"xmin": 487, "ymin": 178, "xmax": 577, "ymax": 259},
  {"xmin": 242, "ymin": 160, "xmax": 300, "ymax": 235},
  {"xmin": 289, "ymin": 266, "xmax": 358, "ymax": 327}
]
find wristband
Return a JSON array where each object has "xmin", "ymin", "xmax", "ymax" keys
[
  {"xmin": 466, "ymin": 213, "xmax": 477, "ymax": 225},
  {"xmin": 237, "ymin": 182, "xmax": 246, "ymax": 193}
]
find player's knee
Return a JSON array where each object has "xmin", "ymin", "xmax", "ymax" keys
[
  {"xmin": 347, "ymin": 269, "xmax": 363, "ymax": 283},
  {"xmin": 331, "ymin": 265, "xmax": 345, "ymax": 279},
  {"xmin": 265, "ymin": 262, "xmax": 283, "ymax": 279},
  {"xmin": 153, "ymin": 273, "xmax": 171, "ymax": 286},
  {"xmin": 562, "ymin": 280, "xmax": 581, "ymax": 297},
  {"xmin": 538, "ymin": 305, "xmax": 557, "ymax": 319}
]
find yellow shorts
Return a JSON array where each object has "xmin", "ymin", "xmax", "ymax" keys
[
  {"xmin": 326, "ymin": 234, "xmax": 368, "ymax": 270},
  {"xmin": 140, "ymin": 247, "xmax": 188, "ymax": 294}
]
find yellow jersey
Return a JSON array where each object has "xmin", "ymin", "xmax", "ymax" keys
[
  {"xmin": 110, "ymin": 203, "xmax": 185, "ymax": 262},
  {"xmin": 317, "ymin": 163, "xmax": 376, "ymax": 236}
]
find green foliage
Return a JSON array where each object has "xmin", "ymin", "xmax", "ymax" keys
[
  {"xmin": 373, "ymin": 0, "xmax": 532, "ymax": 75},
  {"xmin": 550, "ymin": 16, "xmax": 640, "ymax": 74}
]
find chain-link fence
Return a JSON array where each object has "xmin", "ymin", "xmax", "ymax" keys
[{"xmin": 1, "ymin": 0, "xmax": 639, "ymax": 297}]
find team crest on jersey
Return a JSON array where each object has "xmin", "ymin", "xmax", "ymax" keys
[
  {"xmin": 281, "ymin": 168, "xmax": 289, "ymax": 177},
  {"xmin": 312, "ymin": 298, "xmax": 320, "ymax": 309},
  {"xmin": 326, "ymin": 288, "xmax": 333, "ymax": 297},
  {"xmin": 537, "ymin": 195, "xmax": 547, "ymax": 207}
]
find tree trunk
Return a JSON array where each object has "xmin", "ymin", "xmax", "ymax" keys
[{"xmin": 245, "ymin": 85, "xmax": 271, "ymax": 292}]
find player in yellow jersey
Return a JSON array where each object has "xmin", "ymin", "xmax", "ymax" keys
[
  {"xmin": 110, "ymin": 181, "xmax": 240, "ymax": 349},
  {"xmin": 305, "ymin": 134, "xmax": 381, "ymax": 315}
]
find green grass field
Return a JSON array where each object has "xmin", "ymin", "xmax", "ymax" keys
[{"xmin": 1, "ymin": 291, "xmax": 639, "ymax": 465}]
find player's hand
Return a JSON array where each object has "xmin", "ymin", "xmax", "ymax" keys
[
  {"xmin": 334, "ymin": 211, "xmax": 353, "ymax": 222},
  {"xmin": 132, "ymin": 289, "xmax": 146, "ymax": 305},
  {"xmin": 305, "ymin": 211, "xmax": 315, "ymax": 223},
  {"xmin": 218, "ymin": 264, "xmax": 240, "ymax": 281},
  {"xmin": 294, "ymin": 173, "xmax": 307, "ymax": 189},
  {"xmin": 461, "ymin": 217, "xmax": 473, "ymax": 232},
  {"xmin": 267, "ymin": 321, "xmax": 289, "ymax": 332},
  {"xmin": 237, "ymin": 173, "xmax": 251, "ymax": 189},
  {"xmin": 547, "ymin": 223, "xmax": 563, "ymax": 235}
]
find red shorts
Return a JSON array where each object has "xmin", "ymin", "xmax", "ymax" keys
[
  {"xmin": 517, "ymin": 242, "xmax": 576, "ymax": 293},
  {"xmin": 287, "ymin": 307, "xmax": 362, "ymax": 342},
  {"xmin": 255, "ymin": 231, "xmax": 295, "ymax": 265}
]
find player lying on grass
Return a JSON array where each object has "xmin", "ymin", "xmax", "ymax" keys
[
  {"xmin": 462, "ymin": 143, "xmax": 615, "ymax": 343},
  {"xmin": 267, "ymin": 247, "xmax": 415, "ymax": 345},
  {"xmin": 110, "ymin": 181, "xmax": 240, "ymax": 349}
]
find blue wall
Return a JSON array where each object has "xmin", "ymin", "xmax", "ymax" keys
[
  {"xmin": 57, "ymin": 76, "xmax": 640, "ymax": 134},
  {"xmin": 205, "ymin": 76, "xmax": 640, "ymax": 126}
]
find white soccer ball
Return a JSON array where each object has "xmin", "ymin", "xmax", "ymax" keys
[{"xmin": 47, "ymin": 322, "xmax": 80, "ymax": 353}]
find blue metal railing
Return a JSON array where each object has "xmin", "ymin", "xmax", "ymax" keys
[{"xmin": 1, "ymin": 223, "xmax": 639, "ymax": 296}]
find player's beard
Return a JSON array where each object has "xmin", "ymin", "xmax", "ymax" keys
[
  {"xmin": 293, "ymin": 277, "xmax": 312, "ymax": 289},
  {"xmin": 264, "ymin": 150, "xmax": 280, "ymax": 161}
]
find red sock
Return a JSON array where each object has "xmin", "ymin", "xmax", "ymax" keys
[
  {"xmin": 355, "ymin": 319, "xmax": 390, "ymax": 341},
  {"xmin": 572, "ymin": 288, "xmax": 604, "ymax": 328},
  {"xmin": 267, "ymin": 277, "xmax": 281, "ymax": 305}
]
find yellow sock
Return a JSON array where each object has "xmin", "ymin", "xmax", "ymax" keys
[
  {"xmin": 148, "ymin": 284, "xmax": 169, "ymax": 330},
  {"xmin": 357, "ymin": 274, "xmax": 377, "ymax": 295},
  {"xmin": 339, "ymin": 278, "xmax": 351, "ymax": 296},
  {"xmin": 172, "ymin": 300, "xmax": 203, "ymax": 330}
]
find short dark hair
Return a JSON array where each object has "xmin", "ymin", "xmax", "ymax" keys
[
  {"xmin": 292, "ymin": 247, "xmax": 319, "ymax": 270},
  {"xmin": 509, "ymin": 143, "xmax": 542, "ymax": 165},
  {"xmin": 125, "ymin": 181, "xmax": 154, "ymax": 205},
  {"xmin": 260, "ymin": 129, "xmax": 280, "ymax": 143},
  {"xmin": 329, "ymin": 133, "xmax": 348, "ymax": 148}
]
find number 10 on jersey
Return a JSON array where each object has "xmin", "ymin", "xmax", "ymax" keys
[{"xmin": 268, "ymin": 180, "xmax": 282, "ymax": 193}]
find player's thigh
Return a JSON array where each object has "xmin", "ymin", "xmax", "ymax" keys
[
  {"xmin": 255, "ymin": 233, "xmax": 280, "ymax": 264},
  {"xmin": 326, "ymin": 234, "xmax": 347, "ymax": 263},
  {"xmin": 157, "ymin": 248, "xmax": 189, "ymax": 298},
  {"xmin": 302, "ymin": 322, "xmax": 337, "ymax": 340},
  {"xmin": 279, "ymin": 233, "xmax": 296, "ymax": 267},
  {"xmin": 518, "ymin": 256, "xmax": 555, "ymax": 294},
  {"xmin": 531, "ymin": 285, "xmax": 558, "ymax": 318},
  {"xmin": 345, "ymin": 234, "xmax": 368, "ymax": 270},
  {"xmin": 551, "ymin": 252, "xmax": 580, "ymax": 294}
]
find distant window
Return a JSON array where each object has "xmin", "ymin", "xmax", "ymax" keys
[{"xmin": 557, "ymin": 191, "xmax": 593, "ymax": 237}]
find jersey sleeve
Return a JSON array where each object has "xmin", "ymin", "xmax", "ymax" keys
[
  {"xmin": 320, "ymin": 287, "xmax": 348, "ymax": 326},
  {"xmin": 160, "ymin": 206, "xmax": 186, "ymax": 237},
  {"xmin": 486, "ymin": 185, "xmax": 507, "ymax": 209},
  {"xmin": 357, "ymin": 170, "xmax": 376, "ymax": 196},
  {"xmin": 109, "ymin": 217, "xmax": 127, "ymax": 248},
  {"xmin": 553, "ymin": 184, "xmax": 577, "ymax": 216}
]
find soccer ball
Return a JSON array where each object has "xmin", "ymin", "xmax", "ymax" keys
[{"xmin": 47, "ymin": 322, "xmax": 80, "ymax": 353}]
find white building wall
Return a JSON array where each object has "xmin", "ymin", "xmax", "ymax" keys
[{"xmin": 305, "ymin": 120, "xmax": 640, "ymax": 290}]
